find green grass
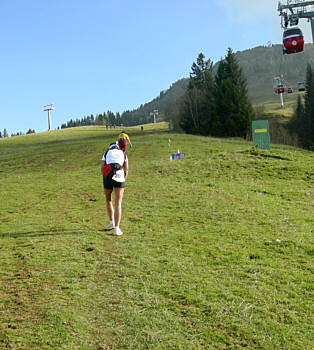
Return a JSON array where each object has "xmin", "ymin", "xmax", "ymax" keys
[
  {"xmin": 260, "ymin": 91, "xmax": 305, "ymax": 119},
  {"xmin": 0, "ymin": 124, "xmax": 313, "ymax": 349}
]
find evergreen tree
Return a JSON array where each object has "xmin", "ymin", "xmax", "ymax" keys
[
  {"xmin": 302, "ymin": 64, "xmax": 314, "ymax": 149},
  {"xmin": 213, "ymin": 59, "xmax": 228, "ymax": 135},
  {"xmin": 179, "ymin": 53, "xmax": 215, "ymax": 135},
  {"xmin": 0, "ymin": 131, "xmax": 2, "ymax": 138},
  {"xmin": 121, "ymin": 111, "xmax": 131, "ymax": 126},
  {"xmin": 95, "ymin": 114, "xmax": 101, "ymax": 125},
  {"xmin": 290, "ymin": 64, "xmax": 314, "ymax": 149},
  {"xmin": 3, "ymin": 129, "xmax": 8, "ymax": 138},
  {"xmin": 189, "ymin": 53, "xmax": 213, "ymax": 90},
  {"xmin": 95, "ymin": 113, "xmax": 106, "ymax": 125},
  {"xmin": 103, "ymin": 112, "xmax": 108, "ymax": 125},
  {"xmin": 67, "ymin": 119, "xmax": 73, "ymax": 128},
  {"xmin": 107, "ymin": 111, "xmax": 116, "ymax": 126},
  {"xmin": 179, "ymin": 88, "xmax": 204, "ymax": 134},
  {"xmin": 116, "ymin": 112, "xmax": 121, "ymax": 126},
  {"xmin": 215, "ymin": 48, "xmax": 253, "ymax": 137}
]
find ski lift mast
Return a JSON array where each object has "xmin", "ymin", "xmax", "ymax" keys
[
  {"xmin": 43, "ymin": 104, "xmax": 54, "ymax": 131},
  {"xmin": 273, "ymin": 76, "xmax": 286, "ymax": 108},
  {"xmin": 278, "ymin": 1, "xmax": 314, "ymax": 42},
  {"xmin": 150, "ymin": 109, "xmax": 158, "ymax": 124}
]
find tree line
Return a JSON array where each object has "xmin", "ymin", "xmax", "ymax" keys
[
  {"xmin": 60, "ymin": 109, "xmax": 154, "ymax": 130},
  {"xmin": 0, "ymin": 128, "xmax": 35, "ymax": 138},
  {"xmin": 165, "ymin": 48, "xmax": 253, "ymax": 138}
]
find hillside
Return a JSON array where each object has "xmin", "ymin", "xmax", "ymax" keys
[
  {"xmin": 236, "ymin": 44, "xmax": 314, "ymax": 103},
  {"xmin": 123, "ymin": 44, "xmax": 314, "ymax": 120},
  {"xmin": 0, "ymin": 124, "xmax": 313, "ymax": 349},
  {"xmin": 121, "ymin": 78, "xmax": 189, "ymax": 123}
]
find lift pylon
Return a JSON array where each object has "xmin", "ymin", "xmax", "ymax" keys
[{"xmin": 43, "ymin": 104, "xmax": 55, "ymax": 131}]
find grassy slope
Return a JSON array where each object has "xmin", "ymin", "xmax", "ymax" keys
[
  {"xmin": 0, "ymin": 124, "xmax": 313, "ymax": 350},
  {"xmin": 261, "ymin": 91, "xmax": 304, "ymax": 117}
]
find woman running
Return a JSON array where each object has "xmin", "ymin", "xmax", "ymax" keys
[
  {"xmin": 117, "ymin": 130, "xmax": 132, "ymax": 153},
  {"xmin": 101, "ymin": 142, "xmax": 128, "ymax": 236}
]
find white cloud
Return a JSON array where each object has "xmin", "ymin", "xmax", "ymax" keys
[{"xmin": 219, "ymin": 0, "xmax": 277, "ymax": 22}]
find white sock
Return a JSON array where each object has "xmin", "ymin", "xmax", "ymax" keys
[{"xmin": 110, "ymin": 220, "xmax": 114, "ymax": 225}]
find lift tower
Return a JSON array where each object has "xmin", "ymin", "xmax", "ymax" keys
[
  {"xmin": 278, "ymin": 1, "xmax": 314, "ymax": 42},
  {"xmin": 43, "ymin": 104, "xmax": 54, "ymax": 131},
  {"xmin": 150, "ymin": 109, "xmax": 158, "ymax": 124}
]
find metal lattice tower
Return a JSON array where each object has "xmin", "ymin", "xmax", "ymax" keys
[{"xmin": 278, "ymin": 1, "xmax": 314, "ymax": 42}]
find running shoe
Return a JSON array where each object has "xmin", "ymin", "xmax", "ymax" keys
[
  {"xmin": 113, "ymin": 227, "xmax": 123, "ymax": 236},
  {"xmin": 106, "ymin": 223, "xmax": 114, "ymax": 230}
]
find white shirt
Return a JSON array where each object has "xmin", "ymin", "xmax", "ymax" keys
[{"xmin": 102, "ymin": 148, "xmax": 128, "ymax": 166}]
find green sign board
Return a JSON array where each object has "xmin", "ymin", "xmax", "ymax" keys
[{"xmin": 252, "ymin": 120, "xmax": 270, "ymax": 150}]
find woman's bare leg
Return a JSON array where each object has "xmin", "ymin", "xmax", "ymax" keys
[
  {"xmin": 114, "ymin": 187, "xmax": 124, "ymax": 228},
  {"xmin": 104, "ymin": 189, "xmax": 114, "ymax": 222}
]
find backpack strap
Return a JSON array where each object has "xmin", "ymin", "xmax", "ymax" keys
[
  {"xmin": 110, "ymin": 163, "xmax": 123, "ymax": 171},
  {"xmin": 103, "ymin": 150, "xmax": 108, "ymax": 162}
]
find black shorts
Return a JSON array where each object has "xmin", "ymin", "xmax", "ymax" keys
[{"xmin": 103, "ymin": 175, "xmax": 125, "ymax": 190}]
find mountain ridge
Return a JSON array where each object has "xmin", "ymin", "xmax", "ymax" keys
[{"xmin": 123, "ymin": 44, "xmax": 314, "ymax": 121}]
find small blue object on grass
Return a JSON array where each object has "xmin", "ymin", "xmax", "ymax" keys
[{"xmin": 171, "ymin": 152, "xmax": 186, "ymax": 160}]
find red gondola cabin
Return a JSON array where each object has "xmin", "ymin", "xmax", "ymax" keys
[
  {"xmin": 283, "ymin": 27, "xmax": 304, "ymax": 54},
  {"xmin": 274, "ymin": 85, "xmax": 285, "ymax": 94}
]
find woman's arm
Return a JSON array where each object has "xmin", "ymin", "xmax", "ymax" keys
[
  {"xmin": 126, "ymin": 135, "xmax": 132, "ymax": 147},
  {"xmin": 100, "ymin": 160, "xmax": 106, "ymax": 174}
]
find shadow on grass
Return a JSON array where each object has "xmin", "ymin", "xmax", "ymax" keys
[
  {"xmin": 0, "ymin": 228, "xmax": 86, "ymax": 239},
  {"xmin": 240, "ymin": 149, "xmax": 292, "ymax": 161},
  {"xmin": 97, "ymin": 228, "xmax": 119, "ymax": 237}
]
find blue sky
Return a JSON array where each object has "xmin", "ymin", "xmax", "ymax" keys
[{"xmin": 0, "ymin": 0, "xmax": 312, "ymax": 134}]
